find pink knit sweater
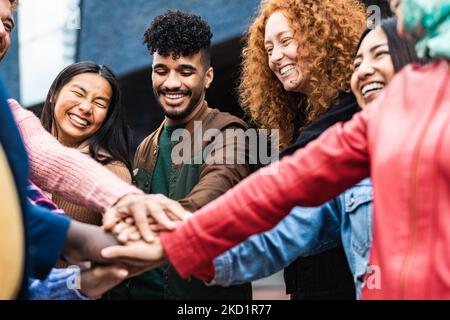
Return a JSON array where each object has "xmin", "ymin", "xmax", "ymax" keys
[{"xmin": 8, "ymin": 99, "xmax": 143, "ymax": 212}]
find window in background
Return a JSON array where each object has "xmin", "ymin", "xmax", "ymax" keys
[{"xmin": 19, "ymin": 0, "xmax": 80, "ymax": 107}]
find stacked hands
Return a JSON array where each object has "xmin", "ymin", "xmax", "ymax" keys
[
  {"xmin": 62, "ymin": 194, "xmax": 192, "ymax": 297},
  {"xmin": 102, "ymin": 193, "xmax": 192, "ymax": 271}
]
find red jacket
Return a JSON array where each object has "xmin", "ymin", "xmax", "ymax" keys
[{"xmin": 161, "ymin": 60, "xmax": 450, "ymax": 299}]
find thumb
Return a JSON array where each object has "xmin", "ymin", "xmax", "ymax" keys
[
  {"xmin": 101, "ymin": 245, "xmax": 137, "ymax": 260},
  {"xmin": 102, "ymin": 241, "xmax": 159, "ymax": 261}
]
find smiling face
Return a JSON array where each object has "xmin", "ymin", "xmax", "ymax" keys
[
  {"xmin": 0, "ymin": 0, "xmax": 14, "ymax": 62},
  {"xmin": 152, "ymin": 51, "xmax": 213, "ymax": 126},
  {"xmin": 52, "ymin": 73, "xmax": 112, "ymax": 147},
  {"xmin": 264, "ymin": 11, "xmax": 308, "ymax": 94},
  {"xmin": 351, "ymin": 28, "xmax": 395, "ymax": 108}
]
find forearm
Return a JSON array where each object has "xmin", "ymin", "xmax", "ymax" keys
[
  {"xmin": 212, "ymin": 203, "xmax": 341, "ymax": 286},
  {"xmin": 62, "ymin": 220, "xmax": 118, "ymax": 263},
  {"xmin": 161, "ymin": 111, "xmax": 371, "ymax": 279},
  {"xmin": 9, "ymin": 99, "xmax": 142, "ymax": 212}
]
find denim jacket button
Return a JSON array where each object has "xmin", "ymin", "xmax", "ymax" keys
[{"xmin": 347, "ymin": 197, "xmax": 355, "ymax": 207}]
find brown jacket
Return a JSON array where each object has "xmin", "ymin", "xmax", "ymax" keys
[
  {"xmin": 131, "ymin": 101, "xmax": 252, "ymax": 300},
  {"xmin": 134, "ymin": 101, "xmax": 250, "ymax": 212}
]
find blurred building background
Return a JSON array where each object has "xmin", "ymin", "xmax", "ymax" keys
[
  {"xmin": 0, "ymin": 0, "xmax": 391, "ymax": 300},
  {"xmin": 1, "ymin": 0, "xmax": 391, "ymax": 152}
]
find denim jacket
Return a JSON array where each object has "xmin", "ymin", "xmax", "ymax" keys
[{"xmin": 211, "ymin": 178, "xmax": 373, "ymax": 299}]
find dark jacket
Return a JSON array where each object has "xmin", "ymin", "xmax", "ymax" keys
[{"xmin": 281, "ymin": 92, "xmax": 360, "ymax": 300}]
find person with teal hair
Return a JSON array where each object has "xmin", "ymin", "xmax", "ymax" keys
[
  {"xmin": 401, "ymin": 0, "xmax": 450, "ymax": 59},
  {"xmin": 102, "ymin": 0, "xmax": 450, "ymax": 300}
]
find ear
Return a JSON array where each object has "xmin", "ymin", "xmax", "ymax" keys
[{"xmin": 204, "ymin": 67, "xmax": 214, "ymax": 89}]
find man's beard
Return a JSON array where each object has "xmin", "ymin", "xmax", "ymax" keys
[{"xmin": 157, "ymin": 88, "xmax": 203, "ymax": 121}]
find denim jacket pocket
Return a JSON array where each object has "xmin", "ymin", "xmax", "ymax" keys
[{"xmin": 345, "ymin": 187, "xmax": 373, "ymax": 255}]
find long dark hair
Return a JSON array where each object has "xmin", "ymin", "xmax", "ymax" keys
[
  {"xmin": 41, "ymin": 61, "xmax": 132, "ymax": 175},
  {"xmin": 356, "ymin": 17, "xmax": 425, "ymax": 72}
]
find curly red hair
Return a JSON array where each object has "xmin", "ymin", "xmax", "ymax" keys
[{"xmin": 239, "ymin": 0, "xmax": 366, "ymax": 149}]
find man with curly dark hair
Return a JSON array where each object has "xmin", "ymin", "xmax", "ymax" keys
[
  {"xmin": 105, "ymin": 11, "xmax": 252, "ymax": 300},
  {"xmin": 0, "ymin": 0, "xmax": 16, "ymax": 61}
]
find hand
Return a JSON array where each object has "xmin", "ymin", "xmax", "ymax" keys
[
  {"xmin": 101, "ymin": 237, "xmax": 166, "ymax": 275},
  {"xmin": 63, "ymin": 220, "xmax": 119, "ymax": 264},
  {"xmin": 63, "ymin": 220, "xmax": 160, "ymax": 270},
  {"xmin": 103, "ymin": 194, "xmax": 191, "ymax": 242},
  {"xmin": 79, "ymin": 265, "xmax": 129, "ymax": 299},
  {"xmin": 111, "ymin": 216, "xmax": 190, "ymax": 244}
]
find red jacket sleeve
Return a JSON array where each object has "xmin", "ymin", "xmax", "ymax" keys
[{"xmin": 161, "ymin": 106, "xmax": 373, "ymax": 280}]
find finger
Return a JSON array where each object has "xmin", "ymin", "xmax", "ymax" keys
[
  {"xmin": 164, "ymin": 210, "xmax": 192, "ymax": 224},
  {"xmin": 103, "ymin": 209, "xmax": 120, "ymax": 230},
  {"xmin": 150, "ymin": 224, "xmax": 162, "ymax": 232},
  {"xmin": 116, "ymin": 231, "xmax": 129, "ymax": 244},
  {"xmin": 101, "ymin": 240, "xmax": 164, "ymax": 261},
  {"xmin": 132, "ymin": 203, "xmax": 156, "ymax": 243},
  {"xmin": 152, "ymin": 219, "xmax": 185, "ymax": 232},
  {"xmin": 101, "ymin": 245, "xmax": 151, "ymax": 260},
  {"xmin": 125, "ymin": 217, "xmax": 135, "ymax": 225},
  {"xmin": 112, "ymin": 225, "xmax": 129, "ymax": 243},
  {"xmin": 146, "ymin": 201, "xmax": 176, "ymax": 230},
  {"xmin": 164, "ymin": 202, "xmax": 191, "ymax": 221},
  {"xmin": 112, "ymin": 222, "xmax": 127, "ymax": 235},
  {"xmin": 129, "ymin": 230, "xmax": 142, "ymax": 242}
]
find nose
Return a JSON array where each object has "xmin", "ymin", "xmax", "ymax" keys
[
  {"xmin": 77, "ymin": 100, "xmax": 93, "ymax": 114},
  {"xmin": 269, "ymin": 45, "xmax": 283, "ymax": 65},
  {"xmin": 356, "ymin": 59, "xmax": 375, "ymax": 80},
  {"xmin": 164, "ymin": 71, "xmax": 182, "ymax": 90},
  {"xmin": 0, "ymin": 22, "xmax": 7, "ymax": 39}
]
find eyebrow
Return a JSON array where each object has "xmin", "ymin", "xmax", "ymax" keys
[
  {"xmin": 153, "ymin": 63, "xmax": 167, "ymax": 69},
  {"xmin": 354, "ymin": 43, "xmax": 389, "ymax": 60},
  {"xmin": 153, "ymin": 63, "xmax": 197, "ymax": 71},
  {"xmin": 179, "ymin": 64, "xmax": 197, "ymax": 71}
]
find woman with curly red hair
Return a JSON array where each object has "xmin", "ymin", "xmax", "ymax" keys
[
  {"xmin": 240, "ymin": 0, "xmax": 366, "ymax": 150},
  {"xmin": 236, "ymin": 0, "xmax": 366, "ymax": 299}
]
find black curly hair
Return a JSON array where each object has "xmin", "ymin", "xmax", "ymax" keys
[{"xmin": 143, "ymin": 11, "xmax": 213, "ymax": 68}]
